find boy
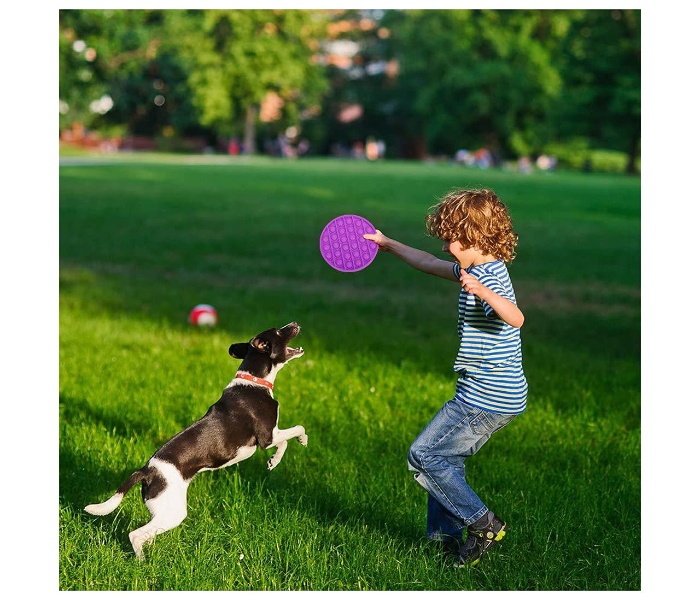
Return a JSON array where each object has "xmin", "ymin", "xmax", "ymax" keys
[{"xmin": 363, "ymin": 188, "xmax": 527, "ymax": 567}]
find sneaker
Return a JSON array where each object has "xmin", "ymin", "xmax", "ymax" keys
[
  {"xmin": 454, "ymin": 533, "xmax": 482, "ymax": 567},
  {"xmin": 455, "ymin": 511, "xmax": 508, "ymax": 567},
  {"xmin": 440, "ymin": 535, "xmax": 462, "ymax": 561}
]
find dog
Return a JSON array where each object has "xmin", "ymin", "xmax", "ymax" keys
[{"xmin": 84, "ymin": 321, "xmax": 308, "ymax": 559}]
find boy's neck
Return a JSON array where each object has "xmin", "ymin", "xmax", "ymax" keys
[{"xmin": 459, "ymin": 253, "xmax": 499, "ymax": 270}]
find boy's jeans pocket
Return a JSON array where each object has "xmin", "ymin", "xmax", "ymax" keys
[{"xmin": 466, "ymin": 404, "xmax": 517, "ymax": 436}]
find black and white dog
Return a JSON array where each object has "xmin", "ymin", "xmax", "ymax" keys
[{"xmin": 84, "ymin": 322, "xmax": 307, "ymax": 559}]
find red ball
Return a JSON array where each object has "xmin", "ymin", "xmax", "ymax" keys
[{"xmin": 189, "ymin": 304, "xmax": 218, "ymax": 327}]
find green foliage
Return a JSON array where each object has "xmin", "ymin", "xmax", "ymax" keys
[
  {"xmin": 59, "ymin": 9, "xmax": 328, "ymax": 140},
  {"xmin": 550, "ymin": 10, "xmax": 641, "ymax": 171},
  {"xmin": 59, "ymin": 10, "xmax": 162, "ymax": 130},
  {"xmin": 363, "ymin": 10, "xmax": 566, "ymax": 155},
  {"xmin": 588, "ymin": 150, "xmax": 629, "ymax": 174},
  {"xmin": 58, "ymin": 9, "xmax": 640, "ymax": 167},
  {"xmin": 321, "ymin": 8, "xmax": 638, "ymax": 166},
  {"xmin": 543, "ymin": 140, "xmax": 636, "ymax": 174},
  {"xmin": 59, "ymin": 11, "xmax": 109, "ymax": 129},
  {"xmin": 543, "ymin": 139, "xmax": 591, "ymax": 170},
  {"xmin": 165, "ymin": 10, "xmax": 328, "ymax": 136},
  {"xmin": 60, "ymin": 156, "xmax": 640, "ymax": 590},
  {"xmin": 59, "ymin": 10, "xmax": 212, "ymax": 138}
]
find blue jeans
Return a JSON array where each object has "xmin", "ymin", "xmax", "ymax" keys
[{"xmin": 407, "ymin": 398, "xmax": 516, "ymax": 541}]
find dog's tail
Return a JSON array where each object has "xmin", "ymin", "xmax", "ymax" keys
[{"xmin": 84, "ymin": 467, "xmax": 148, "ymax": 516}]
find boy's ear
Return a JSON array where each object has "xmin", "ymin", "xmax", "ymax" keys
[
  {"xmin": 228, "ymin": 343, "xmax": 249, "ymax": 359},
  {"xmin": 250, "ymin": 337, "xmax": 270, "ymax": 355}
]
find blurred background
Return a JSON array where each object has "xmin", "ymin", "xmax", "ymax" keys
[{"xmin": 59, "ymin": 8, "xmax": 640, "ymax": 175}]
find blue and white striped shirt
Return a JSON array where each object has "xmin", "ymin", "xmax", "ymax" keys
[{"xmin": 451, "ymin": 261, "xmax": 527, "ymax": 415}]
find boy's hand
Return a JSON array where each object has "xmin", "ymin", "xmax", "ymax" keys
[
  {"xmin": 460, "ymin": 269, "xmax": 525, "ymax": 328},
  {"xmin": 460, "ymin": 272, "xmax": 488, "ymax": 298},
  {"xmin": 363, "ymin": 229, "xmax": 390, "ymax": 251}
]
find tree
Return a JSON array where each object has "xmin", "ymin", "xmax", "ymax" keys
[
  {"xmin": 375, "ymin": 9, "xmax": 565, "ymax": 158},
  {"xmin": 165, "ymin": 10, "xmax": 329, "ymax": 153},
  {"xmin": 59, "ymin": 10, "xmax": 159, "ymax": 131},
  {"xmin": 59, "ymin": 9, "xmax": 640, "ymax": 168},
  {"xmin": 59, "ymin": 10, "xmax": 206, "ymax": 139},
  {"xmin": 553, "ymin": 10, "xmax": 641, "ymax": 172}
]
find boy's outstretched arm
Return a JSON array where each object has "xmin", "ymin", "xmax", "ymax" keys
[{"xmin": 363, "ymin": 230, "xmax": 456, "ymax": 281}]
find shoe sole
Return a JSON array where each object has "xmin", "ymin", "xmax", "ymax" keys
[{"xmin": 493, "ymin": 522, "xmax": 508, "ymax": 542}]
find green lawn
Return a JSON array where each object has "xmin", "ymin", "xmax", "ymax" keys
[
  {"xmin": 59, "ymin": 155, "xmax": 640, "ymax": 590},
  {"xmin": 59, "ymin": 142, "xmax": 101, "ymax": 157}
]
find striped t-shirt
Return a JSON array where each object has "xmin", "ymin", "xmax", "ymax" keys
[{"xmin": 451, "ymin": 261, "xmax": 528, "ymax": 415}]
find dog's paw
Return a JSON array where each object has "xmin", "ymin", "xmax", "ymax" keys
[
  {"xmin": 298, "ymin": 434, "xmax": 308, "ymax": 447},
  {"xmin": 267, "ymin": 457, "xmax": 279, "ymax": 471},
  {"xmin": 130, "ymin": 534, "xmax": 145, "ymax": 561}
]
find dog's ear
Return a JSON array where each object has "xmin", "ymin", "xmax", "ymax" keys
[
  {"xmin": 250, "ymin": 337, "xmax": 271, "ymax": 355},
  {"xmin": 228, "ymin": 343, "xmax": 249, "ymax": 359}
]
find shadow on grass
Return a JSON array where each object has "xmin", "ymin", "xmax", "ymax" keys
[
  {"xmin": 60, "ymin": 438, "xmax": 141, "ymax": 556},
  {"xmin": 60, "ymin": 392, "xmax": 157, "ymax": 442}
]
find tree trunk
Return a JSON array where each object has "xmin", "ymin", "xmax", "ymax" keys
[
  {"xmin": 626, "ymin": 131, "xmax": 640, "ymax": 174},
  {"xmin": 484, "ymin": 131, "xmax": 501, "ymax": 165},
  {"xmin": 402, "ymin": 135, "xmax": 427, "ymax": 160},
  {"xmin": 243, "ymin": 105, "xmax": 257, "ymax": 155}
]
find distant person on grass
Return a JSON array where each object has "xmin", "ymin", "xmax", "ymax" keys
[{"xmin": 364, "ymin": 189, "xmax": 527, "ymax": 567}]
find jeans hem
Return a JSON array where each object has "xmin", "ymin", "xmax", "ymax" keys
[{"xmin": 466, "ymin": 505, "xmax": 489, "ymax": 526}]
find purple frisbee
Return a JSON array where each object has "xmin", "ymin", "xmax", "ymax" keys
[{"xmin": 320, "ymin": 215, "xmax": 378, "ymax": 272}]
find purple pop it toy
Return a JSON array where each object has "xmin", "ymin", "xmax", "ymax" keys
[{"xmin": 320, "ymin": 215, "xmax": 378, "ymax": 272}]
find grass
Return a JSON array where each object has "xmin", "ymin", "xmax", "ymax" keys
[
  {"xmin": 59, "ymin": 155, "xmax": 640, "ymax": 590},
  {"xmin": 59, "ymin": 142, "xmax": 101, "ymax": 157}
]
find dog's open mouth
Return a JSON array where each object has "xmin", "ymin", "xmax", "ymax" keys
[
  {"xmin": 286, "ymin": 346, "xmax": 304, "ymax": 360},
  {"xmin": 281, "ymin": 322, "xmax": 303, "ymax": 360}
]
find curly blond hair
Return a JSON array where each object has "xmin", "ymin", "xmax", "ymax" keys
[{"xmin": 425, "ymin": 188, "xmax": 519, "ymax": 262}]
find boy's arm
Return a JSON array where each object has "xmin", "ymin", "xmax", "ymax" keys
[
  {"xmin": 363, "ymin": 230, "xmax": 457, "ymax": 281},
  {"xmin": 460, "ymin": 272, "xmax": 525, "ymax": 329}
]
